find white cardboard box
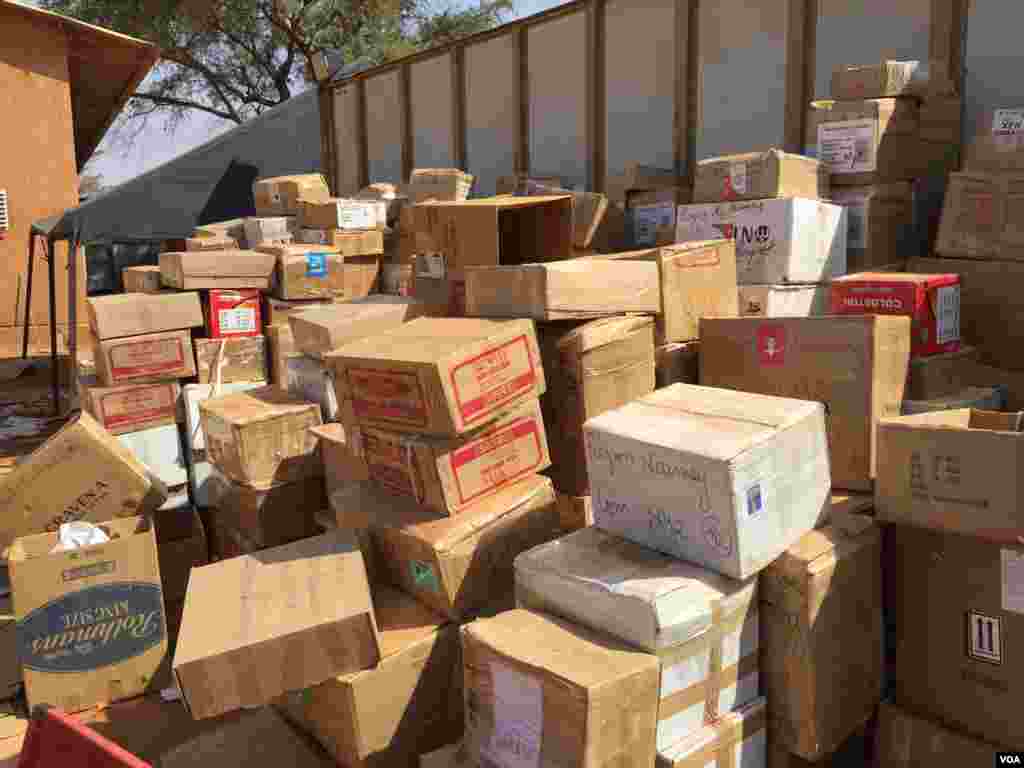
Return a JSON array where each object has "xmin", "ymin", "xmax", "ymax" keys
[
  {"xmin": 656, "ymin": 696, "xmax": 766, "ymax": 768},
  {"xmin": 118, "ymin": 423, "xmax": 187, "ymax": 488},
  {"xmin": 286, "ymin": 356, "xmax": 339, "ymax": 422},
  {"xmin": 515, "ymin": 527, "xmax": 759, "ymax": 749},
  {"xmin": 737, "ymin": 284, "xmax": 828, "ymax": 317},
  {"xmin": 675, "ymin": 198, "xmax": 846, "ymax": 284},
  {"xmin": 583, "ymin": 384, "xmax": 831, "ymax": 580}
]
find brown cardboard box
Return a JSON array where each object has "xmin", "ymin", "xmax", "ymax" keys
[
  {"xmin": 592, "ymin": 240, "xmax": 739, "ymax": 344},
  {"xmin": 259, "ymin": 244, "xmax": 345, "ymax": 300},
  {"xmin": 655, "ymin": 341, "xmax": 699, "ymax": 388},
  {"xmin": 253, "ymin": 174, "xmax": 330, "ymax": 216},
  {"xmin": 173, "ymin": 531, "xmax": 380, "ymax": 720},
  {"xmin": 330, "ymin": 317, "xmax": 545, "ymax": 437},
  {"xmin": 413, "ymin": 275, "xmax": 464, "ymax": 317},
  {"xmin": 358, "ymin": 398, "xmax": 550, "ymax": 516},
  {"xmin": 365, "ymin": 475, "xmax": 560, "ymax": 619},
  {"xmin": 205, "ymin": 516, "xmax": 264, "ymax": 561},
  {"xmin": 910, "ymin": 257, "xmax": 1024, "ymax": 371},
  {"xmin": 206, "ymin": 468, "xmax": 322, "ymax": 548},
  {"xmin": 297, "ymin": 228, "xmax": 386, "ymax": 254},
  {"xmin": 556, "ymin": 493, "xmax": 592, "ymax": 532},
  {"xmin": 122, "ymin": 265, "xmax": 163, "ymax": 294},
  {"xmin": 874, "ymin": 701, "xmax": 1002, "ymax": 767},
  {"xmin": 876, "ymin": 409, "xmax": 1024, "ymax": 540},
  {"xmin": 964, "ymin": 108, "xmax": 1024, "ymax": 173},
  {"xmin": 264, "ymin": 296, "xmax": 337, "ymax": 327},
  {"xmin": 693, "ymin": 150, "xmax": 828, "ymax": 204},
  {"xmin": 0, "ymin": 595, "xmax": 19, "ymax": 702},
  {"xmin": 298, "ymin": 199, "xmax": 384, "ymax": 231},
  {"xmin": 156, "ymin": 508, "xmax": 208, "ymax": 603},
  {"xmin": 807, "ymin": 98, "xmax": 958, "ymax": 186},
  {"xmin": 343, "ymin": 256, "xmax": 381, "ymax": 299},
  {"xmin": 81, "ymin": 379, "xmax": 181, "ymax": 435},
  {"xmin": 199, "ymin": 386, "xmax": 322, "ymax": 488},
  {"xmin": 193, "ymin": 217, "xmax": 247, "ymax": 241},
  {"xmin": 920, "ymin": 96, "xmax": 963, "ymax": 144},
  {"xmin": 294, "ymin": 296, "xmax": 428, "ymax": 360},
  {"xmin": 154, "ymin": 492, "xmax": 201, "ymax": 543},
  {"xmin": 87, "ymin": 292, "xmax": 203, "ymax": 340},
  {"xmin": 514, "ymin": 183, "xmax": 608, "ymax": 249},
  {"xmin": 463, "ymin": 260, "xmax": 660, "ymax": 320},
  {"xmin": 605, "ymin": 162, "xmax": 679, "ymax": 203},
  {"xmin": 408, "ymin": 169, "xmax": 474, "ymax": 203},
  {"xmin": 761, "ymin": 516, "xmax": 882, "ymax": 761},
  {"xmin": 886, "ymin": 525, "xmax": 1024, "ymax": 750},
  {"xmin": 159, "ymin": 251, "xmax": 277, "ymax": 290},
  {"xmin": 461, "ymin": 608, "xmax": 660, "ymax": 768},
  {"xmin": 495, "ymin": 174, "xmax": 563, "ymax": 195},
  {"xmin": 184, "ymin": 236, "xmax": 238, "ymax": 251},
  {"xmin": 381, "ymin": 263, "xmax": 414, "ymax": 296},
  {"xmin": 830, "ymin": 60, "xmax": 925, "ymax": 100},
  {"xmin": 830, "ymin": 183, "xmax": 916, "ymax": 272},
  {"xmin": 0, "ymin": 412, "xmax": 167, "ymax": 556},
  {"xmin": 280, "ymin": 586, "xmax": 461, "ymax": 768},
  {"xmin": 311, "ymin": 422, "xmax": 370, "ymax": 495},
  {"xmin": 9, "ymin": 516, "xmax": 168, "ymax": 711},
  {"xmin": 905, "ymin": 344, "xmax": 980, "ymax": 400},
  {"xmin": 935, "ymin": 172, "xmax": 1024, "ymax": 260},
  {"xmin": 266, "ymin": 324, "xmax": 301, "ymax": 389},
  {"xmin": 194, "ymin": 336, "xmax": 268, "ymax": 385},
  {"xmin": 539, "ymin": 316, "xmax": 655, "ymax": 496},
  {"xmin": 95, "ymin": 330, "xmax": 197, "ymax": 386},
  {"xmin": 243, "ymin": 217, "xmax": 295, "ymax": 249},
  {"xmin": 700, "ymin": 316, "xmax": 910, "ymax": 491},
  {"xmin": 657, "ymin": 697, "xmax": 766, "ymax": 768}
]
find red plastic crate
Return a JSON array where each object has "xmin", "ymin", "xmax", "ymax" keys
[{"xmin": 18, "ymin": 706, "xmax": 151, "ymax": 768}]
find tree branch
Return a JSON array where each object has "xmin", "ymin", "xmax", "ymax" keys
[{"xmin": 132, "ymin": 91, "xmax": 242, "ymax": 122}]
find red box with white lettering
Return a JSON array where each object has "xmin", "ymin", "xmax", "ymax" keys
[
  {"xmin": 204, "ymin": 289, "xmax": 262, "ymax": 338},
  {"xmin": 830, "ymin": 272, "xmax": 961, "ymax": 357}
]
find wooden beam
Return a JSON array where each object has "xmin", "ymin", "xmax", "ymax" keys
[
  {"xmin": 356, "ymin": 78, "xmax": 370, "ymax": 188},
  {"xmin": 684, "ymin": 0, "xmax": 701, "ymax": 184},
  {"xmin": 784, "ymin": 0, "xmax": 816, "ymax": 153},
  {"xmin": 399, "ymin": 63, "xmax": 413, "ymax": 182},
  {"xmin": 451, "ymin": 46, "xmax": 468, "ymax": 170},
  {"xmin": 516, "ymin": 25, "xmax": 530, "ymax": 176},
  {"xmin": 930, "ymin": 0, "xmax": 967, "ymax": 93},
  {"xmin": 317, "ymin": 85, "xmax": 337, "ymax": 194},
  {"xmin": 673, "ymin": 0, "xmax": 689, "ymax": 177},
  {"xmin": 585, "ymin": 0, "xmax": 607, "ymax": 193}
]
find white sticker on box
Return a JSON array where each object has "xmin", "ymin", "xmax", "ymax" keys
[
  {"xmin": 817, "ymin": 119, "xmax": 877, "ymax": 174},
  {"xmin": 993, "ymin": 109, "xmax": 1024, "ymax": 137},
  {"xmin": 417, "ymin": 252, "xmax": 446, "ymax": 279},
  {"xmin": 484, "ymin": 661, "xmax": 542, "ymax": 768},
  {"xmin": 675, "ymin": 207, "xmax": 719, "ymax": 242},
  {"xmin": 729, "ymin": 162, "xmax": 748, "ymax": 196},
  {"xmin": 934, "ymin": 284, "xmax": 960, "ymax": 345},
  {"xmin": 633, "ymin": 204, "xmax": 674, "ymax": 246},
  {"xmin": 1002, "ymin": 549, "xmax": 1024, "ymax": 614},
  {"xmin": 218, "ymin": 307, "xmax": 257, "ymax": 333},
  {"xmin": 967, "ymin": 611, "xmax": 1002, "ymax": 664},
  {"xmin": 336, "ymin": 201, "xmax": 375, "ymax": 230}
]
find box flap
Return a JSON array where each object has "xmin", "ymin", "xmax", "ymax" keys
[{"xmin": 198, "ymin": 386, "xmax": 320, "ymax": 427}]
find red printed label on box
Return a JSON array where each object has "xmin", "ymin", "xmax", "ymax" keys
[
  {"xmin": 348, "ymin": 368, "xmax": 428, "ymax": 426},
  {"xmin": 451, "ymin": 335, "xmax": 537, "ymax": 427},
  {"xmin": 449, "ymin": 416, "xmax": 544, "ymax": 504},
  {"xmin": 110, "ymin": 338, "xmax": 186, "ymax": 378},
  {"xmin": 208, "ymin": 289, "xmax": 261, "ymax": 338},
  {"xmin": 97, "ymin": 383, "xmax": 177, "ymax": 429},
  {"xmin": 363, "ymin": 431, "xmax": 423, "ymax": 499},
  {"xmin": 757, "ymin": 325, "xmax": 787, "ymax": 365}
]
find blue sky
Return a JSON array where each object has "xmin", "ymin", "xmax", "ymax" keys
[{"xmin": 88, "ymin": 0, "xmax": 566, "ymax": 187}]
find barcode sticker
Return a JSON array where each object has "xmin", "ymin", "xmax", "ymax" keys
[
  {"xmin": 746, "ymin": 483, "xmax": 764, "ymax": 517},
  {"xmin": 217, "ymin": 308, "xmax": 257, "ymax": 333},
  {"xmin": 818, "ymin": 119, "xmax": 877, "ymax": 174},
  {"xmin": 336, "ymin": 202, "xmax": 375, "ymax": 230},
  {"xmin": 934, "ymin": 285, "xmax": 960, "ymax": 345},
  {"xmin": 1002, "ymin": 550, "xmax": 1024, "ymax": 615},
  {"xmin": 484, "ymin": 662, "xmax": 543, "ymax": 768},
  {"xmin": 968, "ymin": 611, "xmax": 1003, "ymax": 664}
]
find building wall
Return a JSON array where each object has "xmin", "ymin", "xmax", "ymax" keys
[{"xmin": 0, "ymin": 6, "xmax": 82, "ymax": 351}]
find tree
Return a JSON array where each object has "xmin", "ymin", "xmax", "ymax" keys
[{"xmin": 41, "ymin": 0, "xmax": 513, "ymax": 128}]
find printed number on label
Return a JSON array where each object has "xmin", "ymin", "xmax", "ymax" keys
[{"xmin": 968, "ymin": 611, "xmax": 1003, "ymax": 665}]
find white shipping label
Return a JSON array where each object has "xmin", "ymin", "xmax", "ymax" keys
[
  {"xmin": 729, "ymin": 162, "xmax": 748, "ymax": 196},
  {"xmin": 417, "ymin": 252, "xmax": 446, "ymax": 279},
  {"xmin": 218, "ymin": 307, "xmax": 257, "ymax": 333},
  {"xmin": 817, "ymin": 119, "xmax": 877, "ymax": 174},
  {"xmin": 934, "ymin": 285, "xmax": 960, "ymax": 345},
  {"xmin": 484, "ymin": 662, "xmax": 542, "ymax": 768},
  {"xmin": 1002, "ymin": 549, "xmax": 1024, "ymax": 614},
  {"xmin": 633, "ymin": 204, "xmax": 674, "ymax": 246},
  {"xmin": 993, "ymin": 109, "xmax": 1024, "ymax": 136},
  {"xmin": 336, "ymin": 202, "xmax": 375, "ymax": 230},
  {"xmin": 734, "ymin": 204, "xmax": 784, "ymax": 265}
]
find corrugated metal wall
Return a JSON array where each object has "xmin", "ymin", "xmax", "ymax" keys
[{"xmin": 326, "ymin": 0, "xmax": 973, "ymax": 196}]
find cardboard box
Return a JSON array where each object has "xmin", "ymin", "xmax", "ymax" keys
[
  {"xmin": 156, "ymin": 508, "xmax": 208, "ymax": 603},
  {"xmin": 965, "ymin": 107, "xmax": 1024, "ymax": 173},
  {"xmin": 876, "ymin": 408, "xmax": 1024, "ymax": 540},
  {"xmin": 676, "ymin": 199, "xmax": 847, "ymax": 285},
  {"xmin": 261, "ymin": 244, "xmax": 345, "ymax": 300},
  {"xmin": 584, "ymin": 384, "xmax": 830, "ymax": 579},
  {"xmin": 88, "ymin": 292, "xmax": 203, "ymax": 341},
  {"xmin": 286, "ymin": 356, "xmax": 338, "ymax": 422},
  {"xmin": 627, "ymin": 199, "xmax": 679, "ymax": 249},
  {"xmin": 829, "ymin": 183, "xmax": 917, "ymax": 272},
  {"xmin": 806, "ymin": 98, "xmax": 958, "ymax": 186},
  {"xmin": 266, "ymin": 323, "xmax": 300, "ymax": 389},
  {"xmin": 461, "ymin": 608, "xmax": 660, "ymax": 768},
  {"xmin": 0, "ymin": 595, "xmax": 20, "ymax": 701},
  {"xmin": 464, "ymin": 260, "xmax": 660, "ymax": 320},
  {"xmin": 830, "ymin": 60, "xmax": 926, "ymax": 100},
  {"xmin": 760, "ymin": 516, "xmax": 882, "ymax": 760},
  {"xmin": 81, "ymin": 379, "xmax": 181, "ymax": 435},
  {"xmin": 194, "ymin": 336, "xmax": 268, "ymax": 385},
  {"xmin": 413, "ymin": 275, "xmax": 465, "ymax": 317},
  {"xmin": 243, "ymin": 217, "xmax": 294, "ymax": 249},
  {"xmin": 118, "ymin": 423, "xmax": 187, "ymax": 488},
  {"xmin": 193, "ymin": 217, "xmax": 246, "ymax": 242},
  {"xmin": 886, "ymin": 524, "xmax": 1024, "ymax": 749},
  {"xmin": 293, "ymin": 296, "xmax": 428, "ymax": 360},
  {"xmin": 342, "ymin": 256, "xmax": 381, "ymax": 299},
  {"xmin": 592, "ymin": 240, "xmax": 739, "ymax": 343},
  {"xmin": 656, "ymin": 697, "xmax": 766, "ymax": 768},
  {"xmin": 296, "ymin": 228, "xmax": 386, "ymax": 254},
  {"xmin": 605, "ymin": 162, "xmax": 679, "ymax": 203},
  {"xmin": 204, "ymin": 289, "xmax": 261, "ymax": 338},
  {"xmin": 358, "ymin": 398, "xmax": 549, "ymax": 516},
  {"xmin": 330, "ymin": 317, "xmax": 545, "ymax": 437},
  {"xmin": 153, "ymin": 489, "xmax": 198, "ymax": 542},
  {"xmin": 206, "ymin": 469, "xmax": 322, "ymax": 547},
  {"xmin": 655, "ymin": 341, "xmax": 699, "ymax": 388},
  {"xmin": 738, "ymin": 284, "xmax": 827, "ymax": 317},
  {"xmin": 700, "ymin": 316, "xmax": 910, "ymax": 491},
  {"xmin": 184, "ymin": 235, "xmax": 237, "ymax": 251},
  {"xmin": 381, "ymin": 263, "xmax": 413, "ymax": 296},
  {"xmin": 516, "ymin": 526, "xmax": 759, "ymax": 749},
  {"xmin": 920, "ymin": 95, "xmax": 963, "ymax": 144},
  {"xmin": 298, "ymin": 199, "xmax": 383, "ymax": 231},
  {"xmin": 693, "ymin": 150, "xmax": 828, "ymax": 204},
  {"xmin": 122, "ymin": 265, "xmax": 163, "ymax": 294},
  {"xmin": 420, "ymin": 742, "xmax": 471, "ymax": 768},
  {"xmin": 874, "ymin": 702, "xmax": 1002, "ymax": 768},
  {"xmin": 264, "ymin": 296, "xmax": 337, "ymax": 326},
  {"xmin": 409, "ymin": 168, "xmax": 473, "ymax": 203},
  {"xmin": 910, "ymin": 257, "xmax": 1024, "ymax": 371},
  {"xmin": 935, "ymin": 172, "xmax": 1024, "ymax": 261},
  {"xmin": 312, "ymin": 422, "xmax": 370, "ymax": 495},
  {"xmin": 512, "ymin": 182, "xmax": 608, "ymax": 250},
  {"xmin": 905, "ymin": 344, "xmax": 980, "ymax": 400},
  {"xmin": 160, "ymin": 250, "xmax": 277, "ymax": 290},
  {"xmin": 199, "ymin": 386, "xmax": 322, "ymax": 488},
  {"xmin": 0, "ymin": 412, "xmax": 167, "ymax": 555},
  {"xmin": 901, "ymin": 384, "xmax": 1005, "ymax": 414},
  {"xmin": 539, "ymin": 316, "xmax": 655, "ymax": 496},
  {"xmin": 182, "ymin": 382, "xmax": 266, "ymax": 454},
  {"xmin": 173, "ymin": 531, "xmax": 380, "ymax": 720},
  {"xmin": 279, "ymin": 586, "xmax": 461, "ymax": 768},
  {"xmin": 555, "ymin": 493, "xmax": 592, "ymax": 532},
  {"xmin": 366, "ymin": 475, "xmax": 559, "ymax": 619},
  {"xmin": 495, "ymin": 174, "xmax": 563, "ymax": 195},
  {"xmin": 253, "ymin": 174, "xmax": 330, "ymax": 215},
  {"xmin": 830, "ymin": 272, "xmax": 960, "ymax": 357},
  {"xmin": 10, "ymin": 516, "xmax": 168, "ymax": 711},
  {"xmin": 95, "ymin": 330, "xmax": 197, "ymax": 386}
]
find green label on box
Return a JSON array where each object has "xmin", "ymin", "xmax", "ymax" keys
[{"xmin": 410, "ymin": 560, "xmax": 440, "ymax": 592}]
